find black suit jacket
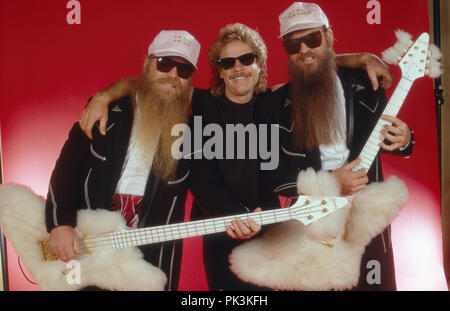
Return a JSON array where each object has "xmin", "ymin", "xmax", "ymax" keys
[
  {"xmin": 257, "ymin": 67, "xmax": 414, "ymax": 290},
  {"xmin": 45, "ymin": 96, "xmax": 190, "ymax": 290}
]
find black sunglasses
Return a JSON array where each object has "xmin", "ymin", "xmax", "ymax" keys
[
  {"xmin": 156, "ymin": 57, "xmax": 195, "ymax": 79},
  {"xmin": 282, "ymin": 29, "xmax": 325, "ymax": 55},
  {"xmin": 217, "ymin": 52, "xmax": 257, "ymax": 70}
]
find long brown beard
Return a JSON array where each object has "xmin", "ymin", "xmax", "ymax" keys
[
  {"xmin": 289, "ymin": 47, "xmax": 344, "ymax": 150},
  {"xmin": 133, "ymin": 73, "xmax": 190, "ymax": 181}
]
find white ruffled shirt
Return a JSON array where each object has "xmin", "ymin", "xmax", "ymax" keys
[
  {"xmin": 115, "ymin": 98, "xmax": 160, "ymax": 196},
  {"xmin": 319, "ymin": 75, "xmax": 350, "ymax": 171}
]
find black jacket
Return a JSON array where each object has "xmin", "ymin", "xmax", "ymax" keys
[
  {"xmin": 45, "ymin": 96, "xmax": 190, "ymax": 291},
  {"xmin": 258, "ymin": 67, "xmax": 413, "ymax": 196},
  {"xmin": 258, "ymin": 67, "xmax": 414, "ymax": 290}
]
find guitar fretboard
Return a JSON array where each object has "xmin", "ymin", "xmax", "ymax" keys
[
  {"xmin": 74, "ymin": 196, "xmax": 348, "ymax": 255},
  {"xmin": 348, "ymin": 77, "xmax": 413, "ymax": 202},
  {"xmin": 107, "ymin": 208, "xmax": 295, "ymax": 250},
  {"xmin": 355, "ymin": 77, "xmax": 413, "ymax": 172}
]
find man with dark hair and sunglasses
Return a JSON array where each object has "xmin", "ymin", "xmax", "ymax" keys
[
  {"xmin": 45, "ymin": 30, "xmax": 199, "ymax": 290},
  {"xmin": 76, "ymin": 23, "xmax": 394, "ymax": 291},
  {"xmin": 249, "ymin": 2, "xmax": 413, "ymax": 290}
]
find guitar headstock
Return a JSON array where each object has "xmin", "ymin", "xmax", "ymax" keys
[
  {"xmin": 398, "ymin": 33, "xmax": 429, "ymax": 81},
  {"xmin": 382, "ymin": 30, "xmax": 442, "ymax": 81},
  {"xmin": 289, "ymin": 195, "xmax": 349, "ymax": 226}
]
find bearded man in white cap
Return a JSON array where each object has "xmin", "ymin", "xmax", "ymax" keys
[
  {"xmin": 258, "ymin": 2, "xmax": 414, "ymax": 290},
  {"xmin": 45, "ymin": 30, "xmax": 200, "ymax": 290}
]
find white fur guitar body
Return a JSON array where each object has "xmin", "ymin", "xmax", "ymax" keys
[
  {"xmin": 229, "ymin": 169, "xmax": 408, "ymax": 290},
  {"xmin": 0, "ymin": 184, "xmax": 167, "ymax": 291},
  {"xmin": 0, "ymin": 183, "xmax": 350, "ymax": 291}
]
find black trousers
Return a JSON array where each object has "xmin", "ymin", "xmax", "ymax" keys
[{"xmin": 352, "ymin": 226, "xmax": 397, "ymax": 291}]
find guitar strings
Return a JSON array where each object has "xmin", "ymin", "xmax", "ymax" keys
[
  {"xmin": 79, "ymin": 209, "xmax": 294, "ymax": 251},
  {"xmin": 347, "ymin": 77, "xmax": 412, "ymax": 204},
  {"xmin": 76, "ymin": 203, "xmax": 333, "ymax": 252},
  {"xmin": 358, "ymin": 78, "xmax": 410, "ymax": 167},
  {"xmin": 80, "ymin": 208, "xmax": 292, "ymax": 244},
  {"xmin": 80, "ymin": 206, "xmax": 297, "ymax": 247},
  {"xmin": 354, "ymin": 77, "xmax": 411, "ymax": 174},
  {"xmin": 81, "ymin": 206, "xmax": 295, "ymax": 246}
]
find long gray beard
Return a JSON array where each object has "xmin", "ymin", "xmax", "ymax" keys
[
  {"xmin": 289, "ymin": 48, "xmax": 344, "ymax": 150},
  {"xmin": 132, "ymin": 77, "xmax": 190, "ymax": 181}
]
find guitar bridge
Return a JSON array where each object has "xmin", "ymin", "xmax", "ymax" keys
[{"xmin": 40, "ymin": 240, "xmax": 58, "ymax": 262}]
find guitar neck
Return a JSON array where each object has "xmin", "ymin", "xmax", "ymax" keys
[
  {"xmin": 353, "ymin": 77, "xmax": 413, "ymax": 174},
  {"xmin": 108, "ymin": 208, "xmax": 293, "ymax": 249}
]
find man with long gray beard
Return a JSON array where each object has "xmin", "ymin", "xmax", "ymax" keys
[
  {"xmin": 257, "ymin": 2, "xmax": 414, "ymax": 290},
  {"xmin": 45, "ymin": 30, "xmax": 199, "ymax": 290}
]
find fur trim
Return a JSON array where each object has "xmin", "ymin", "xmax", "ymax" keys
[
  {"xmin": 382, "ymin": 30, "xmax": 413, "ymax": 65},
  {"xmin": 297, "ymin": 168, "xmax": 341, "ymax": 197},
  {"xmin": 229, "ymin": 170, "xmax": 408, "ymax": 291},
  {"xmin": 426, "ymin": 43, "xmax": 443, "ymax": 78},
  {"xmin": 381, "ymin": 30, "xmax": 443, "ymax": 79},
  {"xmin": 346, "ymin": 177, "xmax": 408, "ymax": 246},
  {"xmin": 0, "ymin": 183, "xmax": 167, "ymax": 291},
  {"xmin": 297, "ymin": 168, "xmax": 350, "ymax": 241}
]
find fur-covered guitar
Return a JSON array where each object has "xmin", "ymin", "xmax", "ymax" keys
[
  {"xmin": 0, "ymin": 183, "xmax": 348, "ymax": 291},
  {"xmin": 229, "ymin": 31, "xmax": 442, "ymax": 290},
  {"xmin": 347, "ymin": 31, "xmax": 442, "ymax": 190}
]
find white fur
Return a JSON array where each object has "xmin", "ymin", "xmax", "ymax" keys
[
  {"xmin": 297, "ymin": 168, "xmax": 350, "ymax": 241},
  {"xmin": 382, "ymin": 30, "xmax": 443, "ymax": 79},
  {"xmin": 346, "ymin": 177, "xmax": 408, "ymax": 246},
  {"xmin": 428, "ymin": 44, "xmax": 442, "ymax": 61},
  {"xmin": 229, "ymin": 170, "xmax": 408, "ymax": 290},
  {"xmin": 426, "ymin": 44, "xmax": 443, "ymax": 78},
  {"xmin": 382, "ymin": 30, "xmax": 413, "ymax": 65},
  {"xmin": 381, "ymin": 48, "xmax": 401, "ymax": 65},
  {"xmin": 0, "ymin": 183, "xmax": 167, "ymax": 291}
]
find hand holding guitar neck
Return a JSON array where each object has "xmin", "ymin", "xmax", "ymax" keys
[
  {"xmin": 379, "ymin": 114, "xmax": 411, "ymax": 151},
  {"xmin": 226, "ymin": 207, "xmax": 262, "ymax": 240},
  {"xmin": 331, "ymin": 158, "xmax": 369, "ymax": 196}
]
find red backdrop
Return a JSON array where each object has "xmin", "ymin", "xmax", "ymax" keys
[{"xmin": 0, "ymin": 0, "xmax": 446, "ymax": 290}]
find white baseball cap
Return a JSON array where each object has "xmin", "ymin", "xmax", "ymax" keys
[
  {"xmin": 278, "ymin": 2, "xmax": 329, "ymax": 38},
  {"xmin": 148, "ymin": 30, "xmax": 201, "ymax": 69}
]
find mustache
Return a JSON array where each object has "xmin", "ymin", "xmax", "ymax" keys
[
  {"xmin": 298, "ymin": 53, "xmax": 315, "ymax": 61},
  {"xmin": 230, "ymin": 72, "xmax": 251, "ymax": 79},
  {"xmin": 154, "ymin": 76, "xmax": 182, "ymax": 89}
]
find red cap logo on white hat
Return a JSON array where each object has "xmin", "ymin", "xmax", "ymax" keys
[
  {"xmin": 279, "ymin": 2, "xmax": 329, "ymax": 38},
  {"xmin": 148, "ymin": 30, "xmax": 201, "ymax": 69}
]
